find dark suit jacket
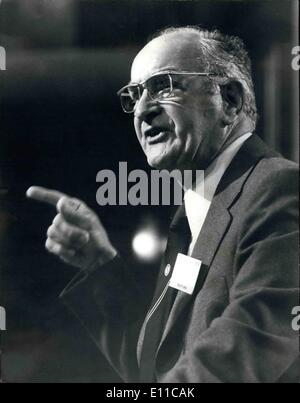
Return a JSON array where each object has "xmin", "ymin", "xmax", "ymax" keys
[{"xmin": 60, "ymin": 134, "xmax": 299, "ymax": 383}]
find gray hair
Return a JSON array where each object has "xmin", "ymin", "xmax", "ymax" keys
[{"xmin": 150, "ymin": 26, "xmax": 258, "ymax": 126}]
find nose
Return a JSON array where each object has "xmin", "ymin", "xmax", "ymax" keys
[{"xmin": 134, "ymin": 89, "xmax": 162, "ymax": 123}]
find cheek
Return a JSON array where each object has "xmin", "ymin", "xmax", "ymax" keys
[
  {"xmin": 201, "ymin": 95, "xmax": 223, "ymax": 121},
  {"xmin": 202, "ymin": 102, "xmax": 222, "ymax": 122},
  {"xmin": 170, "ymin": 105, "xmax": 221, "ymax": 161},
  {"xmin": 187, "ymin": 97, "xmax": 222, "ymax": 135},
  {"xmin": 134, "ymin": 119, "xmax": 143, "ymax": 144},
  {"xmin": 133, "ymin": 118, "xmax": 139, "ymax": 136},
  {"xmin": 171, "ymin": 110, "xmax": 200, "ymax": 147}
]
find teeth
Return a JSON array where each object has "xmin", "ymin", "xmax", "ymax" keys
[{"xmin": 148, "ymin": 129, "xmax": 163, "ymax": 137}]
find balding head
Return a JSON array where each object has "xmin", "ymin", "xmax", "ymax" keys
[
  {"xmin": 132, "ymin": 26, "xmax": 257, "ymax": 127},
  {"xmin": 131, "ymin": 31, "xmax": 205, "ymax": 83}
]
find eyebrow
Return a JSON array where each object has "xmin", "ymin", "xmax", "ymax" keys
[
  {"xmin": 128, "ymin": 70, "xmax": 215, "ymax": 88},
  {"xmin": 130, "ymin": 66, "xmax": 180, "ymax": 84}
]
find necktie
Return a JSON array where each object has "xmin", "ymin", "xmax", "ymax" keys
[{"xmin": 139, "ymin": 203, "xmax": 191, "ymax": 382}]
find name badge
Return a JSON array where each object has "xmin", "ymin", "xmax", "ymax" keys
[{"xmin": 169, "ymin": 253, "xmax": 202, "ymax": 295}]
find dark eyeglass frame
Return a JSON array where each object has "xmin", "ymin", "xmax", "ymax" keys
[{"xmin": 117, "ymin": 70, "xmax": 216, "ymax": 113}]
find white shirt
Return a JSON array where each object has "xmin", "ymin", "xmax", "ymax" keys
[{"xmin": 184, "ymin": 132, "xmax": 253, "ymax": 255}]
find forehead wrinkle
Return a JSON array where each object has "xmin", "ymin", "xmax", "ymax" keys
[
  {"xmin": 130, "ymin": 66, "xmax": 185, "ymax": 85},
  {"xmin": 131, "ymin": 34, "xmax": 202, "ymax": 83}
]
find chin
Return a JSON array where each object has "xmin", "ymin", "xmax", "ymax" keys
[
  {"xmin": 146, "ymin": 153, "xmax": 177, "ymax": 170},
  {"xmin": 144, "ymin": 141, "xmax": 177, "ymax": 170}
]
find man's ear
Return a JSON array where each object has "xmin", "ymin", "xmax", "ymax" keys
[{"xmin": 220, "ymin": 80, "xmax": 244, "ymax": 125}]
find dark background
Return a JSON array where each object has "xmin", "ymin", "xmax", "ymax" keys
[{"xmin": 0, "ymin": 0, "xmax": 298, "ymax": 382}]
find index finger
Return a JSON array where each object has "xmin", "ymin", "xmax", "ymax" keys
[{"xmin": 26, "ymin": 186, "xmax": 68, "ymax": 207}]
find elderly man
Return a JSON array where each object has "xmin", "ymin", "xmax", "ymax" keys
[{"xmin": 27, "ymin": 27, "xmax": 299, "ymax": 383}]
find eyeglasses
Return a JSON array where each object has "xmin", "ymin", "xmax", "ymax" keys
[{"xmin": 117, "ymin": 71, "xmax": 215, "ymax": 113}]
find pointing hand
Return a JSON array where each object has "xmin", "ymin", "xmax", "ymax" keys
[{"xmin": 26, "ymin": 186, "xmax": 117, "ymax": 270}]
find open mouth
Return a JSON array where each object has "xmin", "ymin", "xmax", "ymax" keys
[{"xmin": 145, "ymin": 127, "xmax": 169, "ymax": 144}]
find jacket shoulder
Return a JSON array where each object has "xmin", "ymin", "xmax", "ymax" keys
[
  {"xmin": 255, "ymin": 155, "xmax": 298, "ymax": 174},
  {"xmin": 247, "ymin": 155, "xmax": 298, "ymax": 192}
]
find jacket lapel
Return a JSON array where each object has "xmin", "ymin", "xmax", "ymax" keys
[
  {"xmin": 156, "ymin": 134, "xmax": 275, "ymax": 355},
  {"xmin": 157, "ymin": 198, "xmax": 231, "ymax": 353}
]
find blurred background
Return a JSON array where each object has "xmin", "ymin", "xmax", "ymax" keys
[{"xmin": 0, "ymin": 0, "xmax": 299, "ymax": 383}]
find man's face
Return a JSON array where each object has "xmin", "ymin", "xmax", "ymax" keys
[{"xmin": 131, "ymin": 33, "xmax": 226, "ymax": 170}]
